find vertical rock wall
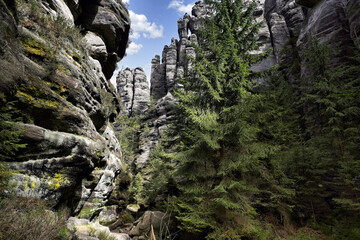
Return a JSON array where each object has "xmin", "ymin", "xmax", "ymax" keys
[
  {"xmin": 116, "ymin": 67, "xmax": 150, "ymax": 115},
  {"xmin": 0, "ymin": 0, "xmax": 130, "ymax": 218}
]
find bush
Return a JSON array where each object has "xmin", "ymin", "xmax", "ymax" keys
[{"xmin": 0, "ymin": 196, "xmax": 69, "ymax": 240}]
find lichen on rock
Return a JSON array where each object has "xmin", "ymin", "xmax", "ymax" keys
[{"xmin": 0, "ymin": 0, "xmax": 130, "ymax": 218}]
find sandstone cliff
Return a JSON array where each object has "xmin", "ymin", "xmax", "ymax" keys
[
  {"xmin": 0, "ymin": 0, "xmax": 130, "ymax": 218},
  {"xmin": 116, "ymin": 67, "xmax": 150, "ymax": 116}
]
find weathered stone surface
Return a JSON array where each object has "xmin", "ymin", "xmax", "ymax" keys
[
  {"xmin": 128, "ymin": 211, "xmax": 168, "ymax": 237},
  {"xmin": 68, "ymin": 217, "xmax": 131, "ymax": 240},
  {"xmin": 280, "ymin": 0, "xmax": 304, "ymax": 38},
  {"xmin": 132, "ymin": 68, "xmax": 150, "ymax": 114},
  {"xmin": 39, "ymin": 0, "xmax": 75, "ymax": 24},
  {"xmin": 76, "ymin": 0, "xmax": 130, "ymax": 79},
  {"xmin": 270, "ymin": 13, "xmax": 291, "ymax": 64},
  {"xmin": 99, "ymin": 205, "xmax": 119, "ymax": 225},
  {"xmin": 0, "ymin": 0, "xmax": 128, "ymax": 218},
  {"xmin": 116, "ymin": 67, "xmax": 150, "ymax": 115},
  {"xmin": 85, "ymin": 31, "xmax": 108, "ymax": 63},
  {"xmin": 64, "ymin": 0, "xmax": 82, "ymax": 20},
  {"xmin": 297, "ymin": 0, "xmax": 360, "ymax": 60},
  {"xmin": 150, "ymin": 55, "xmax": 167, "ymax": 101},
  {"xmin": 117, "ymin": 68, "xmax": 134, "ymax": 115},
  {"xmin": 250, "ymin": 0, "xmax": 277, "ymax": 72}
]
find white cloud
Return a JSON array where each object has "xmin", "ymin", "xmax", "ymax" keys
[
  {"xmin": 126, "ymin": 42, "xmax": 143, "ymax": 55},
  {"xmin": 130, "ymin": 30, "xmax": 140, "ymax": 40},
  {"xmin": 168, "ymin": 0, "xmax": 194, "ymax": 15},
  {"xmin": 122, "ymin": 0, "xmax": 130, "ymax": 4},
  {"xmin": 129, "ymin": 10, "xmax": 164, "ymax": 39}
]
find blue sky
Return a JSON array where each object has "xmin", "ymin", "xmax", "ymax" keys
[{"xmin": 110, "ymin": 0, "xmax": 196, "ymax": 86}]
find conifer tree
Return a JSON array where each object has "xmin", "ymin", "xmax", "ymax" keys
[
  {"xmin": 171, "ymin": 0, "xmax": 280, "ymax": 238},
  {"xmin": 282, "ymin": 38, "xmax": 360, "ymax": 225},
  {"xmin": 0, "ymin": 101, "xmax": 26, "ymax": 194}
]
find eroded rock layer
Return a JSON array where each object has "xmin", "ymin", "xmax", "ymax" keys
[
  {"xmin": 0, "ymin": 0, "xmax": 130, "ymax": 217},
  {"xmin": 116, "ymin": 67, "xmax": 150, "ymax": 116}
]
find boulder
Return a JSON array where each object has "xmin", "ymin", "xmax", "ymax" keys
[
  {"xmin": 128, "ymin": 211, "xmax": 169, "ymax": 237},
  {"xmin": 99, "ymin": 205, "xmax": 119, "ymax": 225},
  {"xmin": 67, "ymin": 217, "xmax": 131, "ymax": 240}
]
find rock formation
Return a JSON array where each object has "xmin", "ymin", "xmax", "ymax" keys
[
  {"xmin": 0, "ymin": 0, "xmax": 130, "ymax": 219},
  {"xmin": 133, "ymin": 0, "xmax": 360, "ymax": 168},
  {"xmin": 116, "ymin": 67, "xmax": 150, "ymax": 115}
]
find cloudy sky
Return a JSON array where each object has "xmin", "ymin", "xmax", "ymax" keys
[{"xmin": 110, "ymin": 0, "xmax": 196, "ymax": 86}]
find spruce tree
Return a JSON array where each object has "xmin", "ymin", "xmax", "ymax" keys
[
  {"xmin": 0, "ymin": 101, "xmax": 26, "ymax": 194},
  {"xmin": 171, "ymin": 0, "xmax": 279, "ymax": 238}
]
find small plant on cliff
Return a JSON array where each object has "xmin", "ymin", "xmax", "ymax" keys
[
  {"xmin": 0, "ymin": 101, "xmax": 26, "ymax": 194},
  {"xmin": 0, "ymin": 102, "xmax": 26, "ymax": 162}
]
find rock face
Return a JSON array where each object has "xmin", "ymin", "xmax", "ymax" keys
[
  {"xmin": 76, "ymin": 0, "xmax": 130, "ymax": 79},
  {"xmin": 116, "ymin": 68, "xmax": 150, "ymax": 115},
  {"xmin": 0, "ymin": 0, "xmax": 129, "ymax": 217}
]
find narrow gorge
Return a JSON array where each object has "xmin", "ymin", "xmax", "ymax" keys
[{"xmin": 0, "ymin": 0, "xmax": 359, "ymax": 239}]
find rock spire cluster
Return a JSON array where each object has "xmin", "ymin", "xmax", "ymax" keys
[{"xmin": 119, "ymin": 0, "xmax": 360, "ymax": 169}]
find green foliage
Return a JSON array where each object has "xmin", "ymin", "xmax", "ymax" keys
[
  {"xmin": 162, "ymin": 0, "xmax": 286, "ymax": 238},
  {"xmin": 0, "ymin": 102, "xmax": 26, "ymax": 194},
  {"xmin": 97, "ymin": 231, "xmax": 116, "ymax": 240},
  {"xmin": 115, "ymin": 114, "xmax": 141, "ymax": 164},
  {"xmin": 129, "ymin": 172, "xmax": 144, "ymax": 204},
  {"xmin": 0, "ymin": 196, "xmax": 69, "ymax": 240},
  {"xmin": 88, "ymin": 229, "xmax": 116, "ymax": 240},
  {"xmin": 0, "ymin": 102, "xmax": 26, "ymax": 162},
  {"xmin": 259, "ymin": 36, "xmax": 360, "ymax": 238},
  {"xmin": 147, "ymin": 17, "xmax": 360, "ymax": 240},
  {"xmin": 142, "ymin": 144, "xmax": 179, "ymax": 207}
]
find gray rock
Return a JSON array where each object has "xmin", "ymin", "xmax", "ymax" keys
[
  {"xmin": 41, "ymin": 0, "xmax": 74, "ymax": 25},
  {"xmin": 99, "ymin": 205, "xmax": 119, "ymax": 225},
  {"xmin": 150, "ymin": 56, "xmax": 167, "ymax": 101},
  {"xmin": 165, "ymin": 39, "xmax": 178, "ymax": 90},
  {"xmin": 128, "ymin": 211, "xmax": 168, "ymax": 236},
  {"xmin": 76, "ymin": 0, "xmax": 130, "ymax": 79},
  {"xmin": 117, "ymin": 68, "xmax": 134, "ymax": 115},
  {"xmin": 85, "ymin": 31, "xmax": 108, "ymax": 63},
  {"xmin": 191, "ymin": 1, "xmax": 212, "ymax": 17},
  {"xmin": 280, "ymin": 0, "xmax": 304, "ymax": 38},
  {"xmin": 67, "ymin": 217, "xmax": 130, "ymax": 240},
  {"xmin": 64, "ymin": 0, "xmax": 82, "ymax": 20},
  {"xmin": 270, "ymin": 13, "xmax": 291, "ymax": 64},
  {"xmin": 116, "ymin": 67, "xmax": 150, "ymax": 115},
  {"xmin": 0, "ymin": 0, "xmax": 128, "ymax": 219},
  {"xmin": 112, "ymin": 233, "xmax": 132, "ymax": 240},
  {"xmin": 297, "ymin": 0, "xmax": 359, "ymax": 56},
  {"xmin": 132, "ymin": 68, "xmax": 151, "ymax": 114},
  {"xmin": 177, "ymin": 15, "xmax": 189, "ymax": 39}
]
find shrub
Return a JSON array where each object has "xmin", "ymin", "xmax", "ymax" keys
[{"xmin": 0, "ymin": 196, "xmax": 69, "ymax": 240}]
